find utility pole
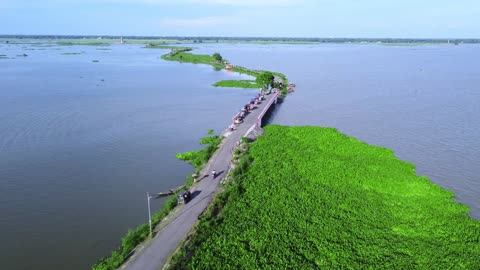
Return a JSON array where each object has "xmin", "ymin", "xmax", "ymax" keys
[{"xmin": 147, "ymin": 192, "xmax": 152, "ymax": 238}]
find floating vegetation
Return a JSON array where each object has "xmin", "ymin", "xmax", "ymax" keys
[
  {"xmin": 57, "ymin": 41, "xmax": 111, "ymax": 46},
  {"xmin": 61, "ymin": 52, "xmax": 83, "ymax": 55},
  {"xmin": 144, "ymin": 44, "xmax": 193, "ymax": 50},
  {"xmin": 176, "ymin": 135, "xmax": 223, "ymax": 170},
  {"xmin": 169, "ymin": 125, "xmax": 480, "ymax": 269}
]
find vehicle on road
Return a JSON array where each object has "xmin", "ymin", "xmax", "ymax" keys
[{"xmin": 178, "ymin": 190, "xmax": 192, "ymax": 204}]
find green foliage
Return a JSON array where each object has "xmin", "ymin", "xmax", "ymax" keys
[
  {"xmin": 207, "ymin": 129, "xmax": 214, "ymax": 135},
  {"xmin": 176, "ymin": 135, "xmax": 222, "ymax": 170},
  {"xmin": 160, "ymin": 48, "xmax": 290, "ymax": 93},
  {"xmin": 212, "ymin": 52, "xmax": 223, "ymax": 62},
  {"xmin": 256, "ymin": 71, "xmax": 275, "ymax": 90},
  {"xmin": 144, "ymin": 44, "xmax": 193, "ymax": 50},
  {"xmin": 169, "ymin": 125, "xmax": 480, "ymax": 269},
  {"xmin": 212, "ymin": 80, "xmax": 259, "ymax": 89},
  {"xmin": 270, "ymin": 72, "xmax": 289, "ymax": 96},
  {"xmin": 161, "ymin": 51, "xmax": 224, "ymax": 70},
  {"xmin": 57, "ymin": 41, "xmax": 110, "ymax": 46},
  {"xmin": 230, "ymin": 66, "xmax": 261, "ymax": 77}
]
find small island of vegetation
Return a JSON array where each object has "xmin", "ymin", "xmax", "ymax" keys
[{"xmin": 161, "ymin": 48, "xmax": 288, "ymax": 94}]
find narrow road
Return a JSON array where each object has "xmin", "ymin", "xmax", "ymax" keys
[{"xmin": 122, "ymin": 93, "xmax": 278, "ymax": 270}]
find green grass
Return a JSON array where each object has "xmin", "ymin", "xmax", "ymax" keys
[
  {"xmin": 143, "ymin": 44, "xmax": 193, "ymax": 50},
  {"xmin": 176, "ymin": 135, "xmax": 223, "ymax": 170},
  {"xmin": 212, "ymin": 80, "xmax": 259, "ymax": 88},
  {"xmin": 169, "ymin": 125, "xmax": 480, "ymax": 269},
  {"xmin": 57, "ymin": 40, "xmax": 111, "ymax": 46},
  {"xmin": 161, "ymin": 51, "xmax": 224, "ymax": 69},
  {"xmin": 160, "ymin": 48, "xmax": 289, "ymax": 93},
  {"xmin": 92, "ymin": 131, "xmax": 222, "ymax": 270}
]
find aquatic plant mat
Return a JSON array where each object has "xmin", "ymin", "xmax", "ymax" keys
[{"xmin": 170, "ymin": 125, "xmax": 480, "ymax": 269}]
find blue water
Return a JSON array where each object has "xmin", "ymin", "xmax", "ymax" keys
[
  {"xmin": 0, "ymin": 43, "xmax": 257, "ymax": 270},
  {"xmin": 1, "ymin": 42, "xmax": 479, "ymax": 270},
  {"xmin": 195, "ymin": 43, "xmax": 480, "ymax": 219}
]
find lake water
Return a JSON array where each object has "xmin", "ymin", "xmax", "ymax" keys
[
  {"xmin": 194, "ymin": 43, "xmax": 480, "ymax": 218},
  {"xmin": 0, "ymin": 43, "xmax": 257, "ymax": 270},
  {"xmin": 1, "ymin": 42, "xmax": 479, "ymax": 270}
]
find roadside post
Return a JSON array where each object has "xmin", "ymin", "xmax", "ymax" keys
[{"xmin": 147, "ymin": 192, "xmax": 153, "ymax": 238}]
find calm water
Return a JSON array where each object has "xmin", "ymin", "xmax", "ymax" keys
[
  {"xmin": 0, "ymin": 43, "xmax": 257, "ymax": 270},
  {"xmin": 195, "ymin": 43, "xmax": 480, "ymax": 219},
  {"xmin": 1, "ymin": 42, "xmax": 479, "ymax": 270}
]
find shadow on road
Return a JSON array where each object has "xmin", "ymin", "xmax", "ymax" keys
[
  {"xmin": 213, "ymin": 170, "xmax": 225, "ymax": 179},
  {"xmin": 191, "ymin": 190, "xmax": 201, "ymax": 200}
]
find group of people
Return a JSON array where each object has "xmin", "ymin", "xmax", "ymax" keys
[
  {"xmin": 207, "ymin": 93, "xmax": 268, "ymax": 181},
  {"xmin": 192, "ymin": 169, "xmax": 217, "ymax": 182}
]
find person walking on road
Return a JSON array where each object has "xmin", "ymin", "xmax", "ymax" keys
[{"xmin": 212, "ymin": 169, "xmax": 216, "ymax": 179}]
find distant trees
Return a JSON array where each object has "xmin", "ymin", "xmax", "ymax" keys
[
  {"xmin": 256, "ymin": 72, "xmax": 275, "ymax": 91},
  {"xmin": 212, "ymin": 52, "xmax": 223, "ymax": 62}
]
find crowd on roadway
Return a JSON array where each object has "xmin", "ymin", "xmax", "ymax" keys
[{"xmin": 229, "ymin": 93, "xmax": 266, "ymax": 131}]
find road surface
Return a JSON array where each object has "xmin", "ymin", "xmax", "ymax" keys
[{"xmin": 122, "ymin": 93, "xmax": 278, "ymax": 270}]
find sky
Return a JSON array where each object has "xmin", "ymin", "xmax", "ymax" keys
[{"xmin": 0, "ymin": 0, "xmax": 479, "ymax": 38}]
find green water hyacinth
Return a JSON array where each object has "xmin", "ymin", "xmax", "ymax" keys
[{"xmin": 170, "ymin": 125, "xmax": 480, "ymax": 269}]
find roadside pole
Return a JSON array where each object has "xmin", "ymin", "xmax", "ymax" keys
[{"xmin": 147, "ymin": 192, "xmax": 152, "ymax": 238}]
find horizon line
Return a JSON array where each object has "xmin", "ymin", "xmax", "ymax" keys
[{"xmin": 1, "ymin": 34, "xmax": 479, "ymax": 40}]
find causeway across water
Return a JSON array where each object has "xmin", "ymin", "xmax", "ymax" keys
[{"xmin": 121, "ymin": 91, "xmax": 280, "ymax": 270}]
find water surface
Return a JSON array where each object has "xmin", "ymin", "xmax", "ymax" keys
[
  {"xmin": 1, "ymin": 42, "xmax": 479, "ymax": 270},
  {"xmin": 0, "ymin": 43, "xmax": 256, "ymax": 270},
  {"xmin": 196, "ymin": 43, "xmax": 480, "ymax": 219}
]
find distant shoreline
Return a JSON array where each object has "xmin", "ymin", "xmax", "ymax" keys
[{"xmin": 1, "ymin": 35, "xmax": 479, "ymax": 45}]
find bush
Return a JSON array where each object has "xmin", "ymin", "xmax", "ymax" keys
[{"xmin": 176, "ymin": 135, "xmax": 222, "ymax": 170}]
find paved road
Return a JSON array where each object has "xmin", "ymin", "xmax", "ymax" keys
[{"xmin": 122, "ymin": 93, "xmax": 278, "ymax": 270}]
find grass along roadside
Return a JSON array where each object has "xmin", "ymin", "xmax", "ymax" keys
[
  {"xmin": 161, "ymin": 51, "xmax": 224, "ymax": 69},
  {"xmin": 167, "ymin": 125, "xmax": 480, "ymax": 269},
  {"xmin": 212, "ymin": 80, "xmax": 259, "ymax": 88},
  {"xmin": 92, "ymin": 46, "xmax": 291, "ymax": 269},
  {"xmin": 91, "ymin": 132, "xmax": 223, "ymax": 270},
  {"xmin": 161, "ymin": 49, "xmax": 290, "ymax": 95}
]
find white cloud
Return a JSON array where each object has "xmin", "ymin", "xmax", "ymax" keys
[{"xmin": 161, "ymin": 16, "xmax": 231, "ymax": 27}]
